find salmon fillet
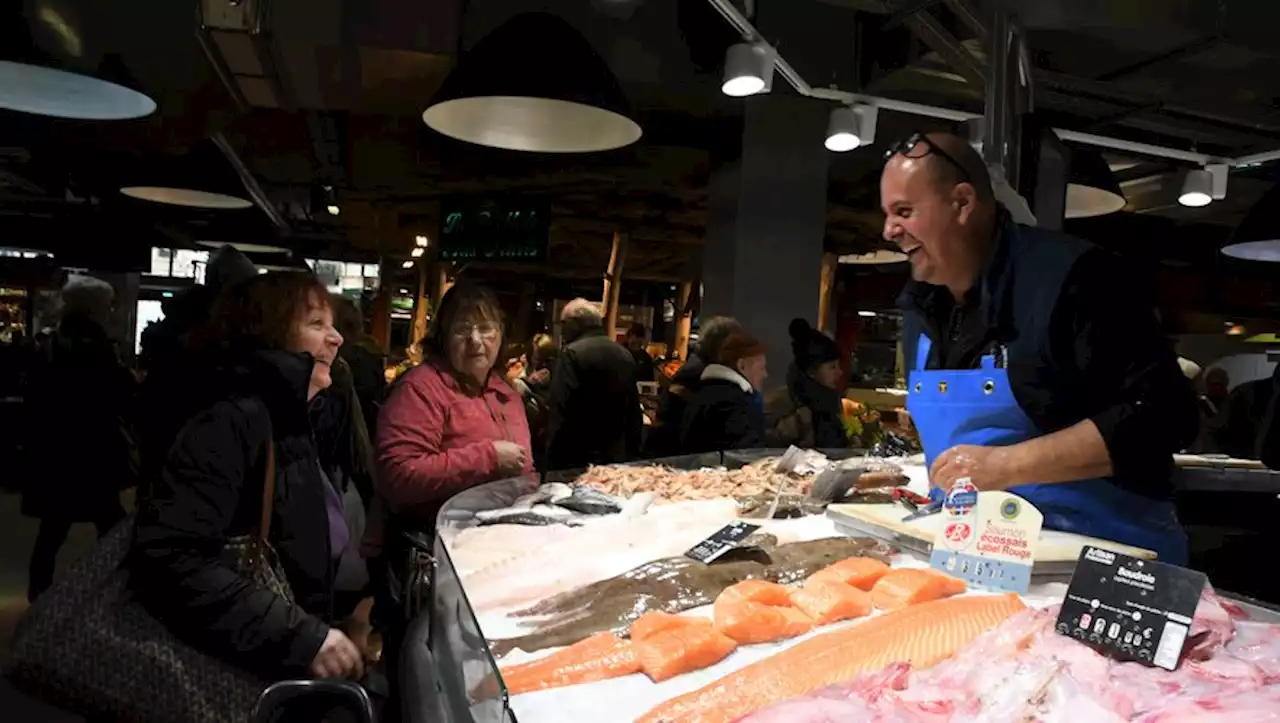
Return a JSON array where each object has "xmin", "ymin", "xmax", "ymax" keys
[
  {"xmin": 790, "ymin": 579, "xmax": 873, "ymax": 625},
  {"xmin": 633, "ymin": 623, "xmax": 739, "ymax": 682},
  {"xmin": 870, "ymin": 568, "xmax": 967, "ymax": 611},
  {"xmin": 807, "ymin": 557, "xmax": 890, "ymax": 590},
  {"xmin": 638, "ymin": 593, "xmax": 1026, "ymax": 723},
  {"xmin": 714, "ymin": 581, "xmax": 814, "ymax": 644},
  {"xmin": 498, "ymin": 633, "xmax": 639, "ymax": 694},
  {"xmin": 631, "ymin": 611, "xmax": 710, "ymax": 642}
]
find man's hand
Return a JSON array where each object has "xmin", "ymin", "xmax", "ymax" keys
[{"xmin": 929, "ymin": 444, "xmax": 1016, "ymax": 492}]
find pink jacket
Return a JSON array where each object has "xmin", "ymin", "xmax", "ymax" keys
[{"xmin": 375, "ymin": 362, "xmax": 534, "ymax": 522}]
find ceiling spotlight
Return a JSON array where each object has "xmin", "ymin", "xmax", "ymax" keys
[
  {"xmin": 410, "ymin": 247, "xmax": 425, "ymax": 258},
  {"xmin": 398, "ymin": 288, "xmax": 410, "ymax": 295},
  {"xmin": 1178, "ymin": 169, "xmax": 1212, "ymax": 207},
  {"xmin": 326, "ymin": 204, "xmax": 340, "ymax": 216},
  {"xmin": 721, "ymin": 43, "xmax": 773, "ymax": 97},
  {"xmin": 1065, "ymin": 147, "xmax": 1126, "ymax": 219},
  {"xmin": 401, "ymin": 260, "xmax": 414, "ymax": 269},
  {"xmin": 415, "ymin": 235, "xmax": 429, "ymax": 247},
  {"xmin": 0, "ymin": 59, "xmax": 156, "ymax": 120},
  {"xmin": 825, "ymin": 104, "xmax": 878, "ymax": 153},
  {"xmin": 858, "ymin": 311, "xmax": 877, "ymax": 318}
]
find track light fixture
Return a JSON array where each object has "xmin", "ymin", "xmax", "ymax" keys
[
  {"xmin": 1178, "ymin": 165, "xmax": 1228, "ymax": 208},
  {"xmin": 721, "ymin": 43, "xmax": 773, "ymax": 97},
  {"xmin": 825, "ymin": 104, "xmax": 878, "ymax": 152}
]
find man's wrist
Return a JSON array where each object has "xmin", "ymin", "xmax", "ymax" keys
[{"xmin": 994, "ymin": 444, "xmax": 1030, "ymax": 489}]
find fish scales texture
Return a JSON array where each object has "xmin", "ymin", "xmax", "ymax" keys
[
  {"xmin": 637, "ymin": 593, "xmax": 1026, "ymax": 723},
  {"xmin": 490, "ymin": 537, "xmax": 888, "ymax": 656},
  {"xmin": 741, "ymin": 588, "xmax": 1280, "ymax": 723}
]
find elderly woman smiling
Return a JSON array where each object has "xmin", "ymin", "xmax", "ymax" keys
[{"xmin": 376, "ymin": 283, "xmax": 534, "ymax": 527}]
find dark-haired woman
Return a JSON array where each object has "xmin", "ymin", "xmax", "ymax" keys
[
  {"xmin": 376, "ymin": 283, "xmax": 534, "ymax": 524},
  {"xmin": 765, "ymin": 318, "xmax": 850, "ymax": 449},
  {"xmin": 128, "ymin": 271, "xmax": 365, "ymax": 683}
]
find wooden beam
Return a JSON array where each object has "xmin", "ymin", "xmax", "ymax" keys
[
  {"xmin": 602, "ymin": 230, "xmax": 629, "ymax": 339},
  {"xmin": 672, "ymin": 278, "xmax": 694, "ymax": 362},
  {"xmin": 818, "ymin": 252, "xmax": 839, "ymax": 333},
  {"xmin": 411, "ymin": 262, "xmax": 429, "ymax": 344}
]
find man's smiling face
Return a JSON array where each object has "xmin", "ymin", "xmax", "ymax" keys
[{"xmin": 880, "ymin": 152, "xmax": 970, "ymax": 289}]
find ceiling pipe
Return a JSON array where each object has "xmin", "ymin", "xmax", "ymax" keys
[
  {"xmin": 703, "ymin": 0, "xmax": 1277, "ymax": 169},
  {"xmin": 210, "ymin": 132, "xmax": 292, "ymax": 232}
]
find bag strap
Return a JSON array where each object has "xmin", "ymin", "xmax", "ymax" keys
[{"xmin": 258, "ymin": 421, "xmax": 277, "ymax": 545}]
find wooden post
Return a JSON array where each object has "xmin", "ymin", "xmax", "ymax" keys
[
  {"xmin": 602, "ymin": 230, "xmax": 628, "ymax": 339},
  {"xmin": 411, "ymin": 262, "xmax": 429, "ymax": 344},
  {"xmin": 818, "ymin": 252, "xmax": 839, "ymax": 333},
  {"xmin": 673, "ymin": 279, "xmax": 693, "ymax": 361},
  {"xmin": 370, "ymin": 286, "xmax": 391, "ymax": 352}
]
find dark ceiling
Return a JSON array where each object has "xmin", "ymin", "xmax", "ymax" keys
[{"xmin": 4, "ymin": 0, "xmax": 1280, "ymax": 304}]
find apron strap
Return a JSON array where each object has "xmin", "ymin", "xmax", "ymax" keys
[{"xmin": 914, "ymin": 333, "xmax": 932, "ymax": 372}]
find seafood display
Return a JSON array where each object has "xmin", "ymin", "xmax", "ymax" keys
[
  {"xmin": 434, "ymin": 454, "xmax": 1280, "ymax": 723},
  {"xmin": 473, "ymin": 483, "xmax": 639, "ymax": 526},
  {"xmin": 457, "ymin": 498, "xmax": 742, "ymax": 613},
  {"xmin": 489, "ymin": 536, "xmax": 892, "ymax": 656},
  {"xmin": 576, "ymin": 455, "xmax": 909, "ymax": 506},
  {"xmin": 637, "ymin": 593, "xmax": 1027, "ymax": 722},
  {"xmin": 742, "ymin": 590, "xmax": 1280, "ymax": 722}
]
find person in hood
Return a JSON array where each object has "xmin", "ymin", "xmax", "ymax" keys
[
  {"xmin": 128, "ymin": 271, "xmax": 364, "ymax": 682},
  {"xmin": 136, "ymin": 245, "xmax": 258, "ymax": 496},
  {"xmin": 681, "ymin": 331, "xmax": 768, "ymax": 453},
  {"xmin": 544, "ymin": 299, "xmax": 642, "ymax": 471},
  {"xmin": 23, "ymin": 275, "xmax": 136, "ymax": 601},
  {"xmin": 643, "ymin": 316, "xmax": 742, "ymax": 458},
  {"xmin": 765, "ymin": 318, "xmax": 850, "ymax": 449}
]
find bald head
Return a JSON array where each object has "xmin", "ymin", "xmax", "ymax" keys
[
  {"xmin": 880, "ymin": 132, "xmax": 999, "ymax": 299},
  {"xmin": 917, "ymin": 133, "xmax": 995, "ymax": 204}
]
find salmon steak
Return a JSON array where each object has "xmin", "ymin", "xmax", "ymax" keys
[
  {"xmin": 637, "ymin": 593, "xmax": 1027, "ymax": 723},
  {"xmin": 498, "ymin": 633, "xmax": 638, "ymax": 695},
  {"xmin": 713, "ymin": 581, "xmax": 814, "ymax": 645},
  {"xmin": 870, "ymin": 568, "xmax": 967, "ymax": 611}
]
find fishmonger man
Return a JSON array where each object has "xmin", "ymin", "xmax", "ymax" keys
[{"xmin": 882, "ymin": 132, "xmax": 1199, "ymax": 564}]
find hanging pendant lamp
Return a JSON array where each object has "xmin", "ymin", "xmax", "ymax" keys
[
  {"xmin": 0, "ymin": 3, "xmax": 155, "ymax": 120},
  {"xmin": 422, "ymin": 12, "xmax": 642, "ymax": 153},
  {"xmin": 1065, "ymin": 147, "xmax": 1126, "ymax": 218},
  {"xmin": 1222, "ymin": 183, "xmax": 1280, "ymax": 262},
  {"xmin": 120, "ymin": 142, "xmax": 253, "ymax": 210}
]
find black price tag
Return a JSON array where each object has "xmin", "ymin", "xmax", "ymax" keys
[
  {"xmin": 685, "ymin": 522, "xmax": 762, "ymax": 564},
  {"xmin": 1055, "ymin": 546, "xmax": 1207, "ymax": 671}
]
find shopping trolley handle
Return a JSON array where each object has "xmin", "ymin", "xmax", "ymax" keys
[{"xmin": 249, "ymin": 678, "xmax": 375, "ymax": 723}]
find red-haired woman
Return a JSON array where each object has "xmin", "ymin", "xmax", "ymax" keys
[{"xmin": 128, "ymin": 271, "xmax": 364, "ymax": 683}]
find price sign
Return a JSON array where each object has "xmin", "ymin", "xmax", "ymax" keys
[
  {"xmin": 929, "ymin": 484, "xmax": 1042, "ymax": 593},
  {"xmin": 1055, "ymin": 546, "xmax": 1207, "ymax": 671},
  {"xmin": 685, "ymin": 521, "xmax": 762, "ymax": 564}
]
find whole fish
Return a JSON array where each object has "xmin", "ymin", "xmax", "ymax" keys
[
  {"xmin": 487, "ymin": 536, "xmax": 892, "ymax": 657},
  {"xmin": 475, "ymin": 504, "xmax": 584, "ymax": 527}
]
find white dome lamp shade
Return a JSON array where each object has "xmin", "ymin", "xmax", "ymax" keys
[
  {"xmin": 1065, "ymin": 147, "xmax": 1126, "ymax": 219},
  {"xmin": 0, "ymin": 2, "xmax": 155, "ymax": 121},
  {"xmin": 1178, "ymin": 168, "xmax": 1213, "ymax": 207},
  {"xmin": 1223, "ymin": 183, "xmax": 1280, "ymax": 262},
  {"xmin": 422, "ymin": 13, "xmax": 642, "ymax": 153},
  {"xmin": 120, "ymin": 143, "xmax": 254, "ymax": 210}
]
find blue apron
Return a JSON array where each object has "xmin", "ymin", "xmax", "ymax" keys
[{"xmin": 906, "ymin": 334, "xmax": 1188, "ymax": 565}]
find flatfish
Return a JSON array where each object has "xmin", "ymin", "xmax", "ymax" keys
[{"xmin": 487, "ymin": 536, "xmax": 893, "ymax": 657}]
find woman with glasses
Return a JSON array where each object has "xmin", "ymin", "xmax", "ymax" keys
[{"xmin": 375, "ymin": 283, "xmax": 533, "ymax": 525}]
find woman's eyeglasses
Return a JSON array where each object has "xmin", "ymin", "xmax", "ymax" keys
[
  {"xmin": 883, "ymin": 132, "xmax": 972, "ymax": 184},
  {"xmin": 449, "ymin": 321, "xmax": 501, "ymax": 340}
]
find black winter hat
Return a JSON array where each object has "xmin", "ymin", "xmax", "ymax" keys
[{"xmin": 789, "ymin": 318, "xmax": 840, "ymax": 370}]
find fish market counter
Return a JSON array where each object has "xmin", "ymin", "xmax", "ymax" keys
[{"xmin": 401, "ymin": 453, "xmax": 1280, "ymax": 723}]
